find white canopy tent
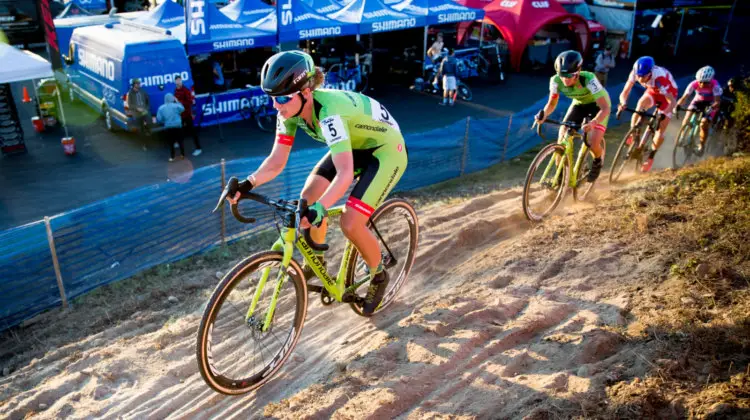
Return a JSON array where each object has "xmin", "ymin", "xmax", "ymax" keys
[
  {"xmin": 0, "ymin": 43, "xmax": 54, "ymax": 84},
  {"xmin": 0, "ymin": 43, "xmax": 70, "ymax": 140}
]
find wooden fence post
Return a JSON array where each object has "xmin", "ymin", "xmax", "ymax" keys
[
  {"xmin": 460, "ymin": 116, "xmax": 471, "ymax": 176},
  {"xmin": 501, "ymin": 114, "xmax": 513, "ymax": 162},
  {"xmin": 44, "ymin": 217, "xmax": 68, "ymax": 309}
]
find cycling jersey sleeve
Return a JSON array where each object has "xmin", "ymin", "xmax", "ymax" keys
[
  {"xmin": 318, "ymin": 111, "xmax": 352, "ymax": 155},
  {"xmin": 584, "ymin": 74, "xmax": 608, "ymax": 101},
  {"xmin": 683, "ymin": 81, "xmax": 697, "ymax": 98},
  {"xmin": 627, "ymin": 70, "xmax": 636, "ymax": 84},
  {"xmin": 276, "ymin": 116, "xmax": 298, "ymax": 147},
  {"xmin": 712, "ymin": 80, "xmax": 723, "ymax": 97},
  {"xmin": 549, "ymin": 76, "xmax": 559, "ymax": 99}
]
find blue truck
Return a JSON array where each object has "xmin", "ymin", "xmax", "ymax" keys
[{"xmin": 64, "ymin": 22, "xmax": 192, "ymax": 131}]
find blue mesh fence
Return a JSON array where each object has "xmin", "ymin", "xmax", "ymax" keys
[{"xmin": 0, "ymin": 77, "xmax": 691, "ymax": 330}]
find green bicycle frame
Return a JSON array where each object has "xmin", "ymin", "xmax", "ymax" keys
[
  {"xmin": 245, "ymin": 205, "xmax": 371, "ymax": 332},
  {"xmin": 538, "ymin": 129, "xmax": 590, "ymax": 189}
]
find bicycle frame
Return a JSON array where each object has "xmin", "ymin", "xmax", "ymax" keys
[
  {"xmin": 538, "ymin": 128, "xmax": 590, "ymax": 189},
  {"xmin": 247, "ymin": 205, "xmax": 368, "ymax": 332}
]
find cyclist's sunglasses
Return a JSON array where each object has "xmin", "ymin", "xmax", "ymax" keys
[
  {"xmin": 273, "ymin": 93, "xmax": 297, "ymax": 105},
  {"xmin": 560, "ymin": 71, "xmax": 580, "ymax": 79}
]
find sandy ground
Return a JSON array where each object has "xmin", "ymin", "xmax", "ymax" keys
[
  {"xmin": 1, "ymin": 176, "xmax": 670, "ymax": 420},
  {"xmin": 0, "ymin": 124, "xmax": 742, "ymax": 419}
]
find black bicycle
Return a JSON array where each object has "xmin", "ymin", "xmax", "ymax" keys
[
  {"xmin": 609, "ymin": 107, "xmax": 664, "ymax": 183},
  {"xmin": 239, "ymin": 95, "xmax": 276, "ymax": 133}
]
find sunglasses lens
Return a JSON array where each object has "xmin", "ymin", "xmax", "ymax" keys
[{"xmin": 274, "ymin": 95, "xmax": 294, "ymax": 105}]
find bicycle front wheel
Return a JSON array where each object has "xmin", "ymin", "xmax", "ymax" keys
[
  {"xmin": 345, "ymin": 198, "xmax": 419, "ymax": 317},
  {"xmin": 672, "ymin": 123, "xmax": 695, "ymax": 169},
  {"xmin": 523, "ymin": 143, "xmax": 570, "ymax": 222},
  {"xmin": 609, "ymin": 128, "xmax": 638, "ymax": 184},
  {"xmin": 196, "ymin": 251, "xmax": 307, "ymax": 395}
]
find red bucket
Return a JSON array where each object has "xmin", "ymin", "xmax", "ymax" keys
[
  {"xmin": 61, "ymin": 137, "xmax": 76, "ymax": 155},
  {"xmin": 31, "ymin": 116, "xmax": 45, "ymax": 133}
]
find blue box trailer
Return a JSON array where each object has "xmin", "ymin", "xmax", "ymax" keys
[{"xmin": 65, "ymin": 22, "xmax": 192, "ymax": 131}]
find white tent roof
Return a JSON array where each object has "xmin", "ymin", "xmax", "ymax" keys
[{"xmin": 0, "ymin": 43, "xmax": 54, "ymax": 84}]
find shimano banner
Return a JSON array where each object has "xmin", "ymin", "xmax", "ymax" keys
[
  {"xmin": 193, "ymin": 88, "xmax": 275, "ymax": 127},
  {"xmin": 185, "ymin": 0, "xmax": 212, "ymax": 46}
]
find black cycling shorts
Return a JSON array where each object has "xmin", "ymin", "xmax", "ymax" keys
[{"xmin": 563, "ymin": 102, "xmax": 607, "ymax": 130}]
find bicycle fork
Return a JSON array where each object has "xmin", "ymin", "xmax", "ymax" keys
[{"xmin": 246, "ymin": 229, "xmax": 296, "ymax": 332}]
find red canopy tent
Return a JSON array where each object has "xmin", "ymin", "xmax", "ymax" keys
[{"xmin": 459, "ymin": 0, "xmax": 590, "ymax": 71}]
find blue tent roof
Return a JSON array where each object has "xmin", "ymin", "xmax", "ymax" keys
[
  {"xmin": 351, "ymin": 0, "xmax": 428, "ymax": 35},
  {"xmin": 426, "ymin": 0, "xmax": 484, "ymax": 25},
  {"xmin": 278, "ymin": 0, "xmax": 360, "ymax": 42},
  {"xmin": 64, "ymin": 0, "xmax": 108, "ymax": 13},
  {"xmin": 220, "ymin": 0, "xmax": 274, "ymax": 24},
  {"xmin": 247, "ymin": 10, "xmax": 276, "ymax": 32},
  {"xmin": 133, "ymin": 0, "xmax": 185, "ymax": 28},
  {"xmin": 56, "ymin": 0, "xmax": 93, "ymax": 19},
  {"xmin": 180, "ymin": 0, "xmax": 276, "ymax": 54}
]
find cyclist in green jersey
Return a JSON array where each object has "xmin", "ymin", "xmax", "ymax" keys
[
  {"xmin": 227, "ymin": 51, "xmax": 408, "ymax": 315},
  {"xmin": 535, "ymin": 51, "xmax": 611, "ymax": 182}
]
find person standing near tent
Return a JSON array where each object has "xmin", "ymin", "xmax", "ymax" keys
[
  {"xmin": 427, "ymin": 32, "xmax": 444, "ymax": 61},
  {"xmin": 156, "ymin": 93, "xmax": 185, "ymax": 162},
  {"xmin": 594, "ymin": 46, "xmax": 615, "ymax": 87},
  {"xmin": 437, "ymin": 48, "xmax": 458, "ymax": 107},
  {"xmin": 174, "ymin": 75, "xmax": 202, "ymax": 156},
  {"xmin": 127, "ymin": 79, "xmax": 151, "ymax": 142}
]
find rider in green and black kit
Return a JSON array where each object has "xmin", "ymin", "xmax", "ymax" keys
[
  {"xmin": 227, "ymin": 51, "xmax": 408, "ymax": 315},
  {"xmin": 536, "ymin": 51, "xmax": 611, "ymax": 182}
]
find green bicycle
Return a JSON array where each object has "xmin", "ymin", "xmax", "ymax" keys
[
  {"xmin": 522, "ymin": 114, "xmax": 606, "ymax": 222},
  {"xmin": 672, "ymin": 105, "xmax": 712, "ymax": 169},
  {"xmin": 197, "ymin": 177, "xmax": 419, "ymax": 395}
]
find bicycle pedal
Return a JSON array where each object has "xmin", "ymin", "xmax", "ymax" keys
[{"xmin": 321, "ymin": 291, "xmax": 335, "ymax": 306}]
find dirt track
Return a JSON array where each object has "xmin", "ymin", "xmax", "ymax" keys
[{"xmin": 0, "ymin": 171, "xmax": 678, "ymax": 420}]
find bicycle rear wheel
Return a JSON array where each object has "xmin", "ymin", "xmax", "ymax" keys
[
  {"xmin": 672, "ymin": 123, "xmax": 695, "ymax": 169},
  {"xmin": 523, "ymin": 143, "xmax": 570, "ymax": 222},
  {"xmin": 573, "ymin": 136, "xmax": 606, "ymax": 201},
  {"xmin": 256, "ymin": 113, "xmax": 276, "ymax": 133},
  {"xmin": 609, "ymin": 128, "xmax": 638, "ymax": 183},
  {"xmin": 196, "ymin": 251, "xmax": 307, "ymax": 395},
  {"xmin": 345, "ymin": 198, "xmax": 419, "ymax": 317},
  {"xmin": 457, "ymin": 83, "xmax": 473, "ymax": 102}
]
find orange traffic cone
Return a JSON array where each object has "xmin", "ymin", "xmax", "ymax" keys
[{"xmin": 22, "ymin": 86, "xmax": 31, "ymax": 103}]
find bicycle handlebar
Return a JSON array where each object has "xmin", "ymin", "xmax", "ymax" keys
[
  {"xmin": 213, "ymin": 177, "xmax": 329, "ymax": 251},
  {"xmin": 616, "ymin": 106, "xmax": 661, "ymax": 121},
  {"xmin": 531, "ymin": 110, "xmax": 582, "ymax": 142}
]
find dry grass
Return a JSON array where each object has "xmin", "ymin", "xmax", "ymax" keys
[{"xmin": 542, "ymin": 156, "xmax": 750, "ymax": 418}]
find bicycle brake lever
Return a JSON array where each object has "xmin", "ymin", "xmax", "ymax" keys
[{"xmin": 213, "ymin": 177, "xmax": 238, "ymax": 213}]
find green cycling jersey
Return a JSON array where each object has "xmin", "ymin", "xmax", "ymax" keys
[
  {"xmin": 276, "ymin": 89, "xmax": 404, "ymax": 154},
  {"xmin": 549, "ymin": 71, "xmax": 610, "ymax": 105}
]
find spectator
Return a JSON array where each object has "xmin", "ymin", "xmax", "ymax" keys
[
  {"xmin": 594, "ymin": 46, "xmax": 616, "ymax": 87},
  {"xmin": 156, "ymin": 93, "xmax": 185, "ymax": 162},
  {"xmin": 174, "ymin": 76, "xmax": 202, "ymax": 156},
  {"xmin": 212, "ymin": 58, "xmax": 225, "ymax": 92},
  {"xmin": 427, "ymin": 32, "xmax": 444, "ymax": 61},
  {"xmin": 127, "ymin": 79, "xmax": 151, "ymax": 143},
  {"xmin": 437, "ymin": 48, "xmax": 458, "ymax": 106}
]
